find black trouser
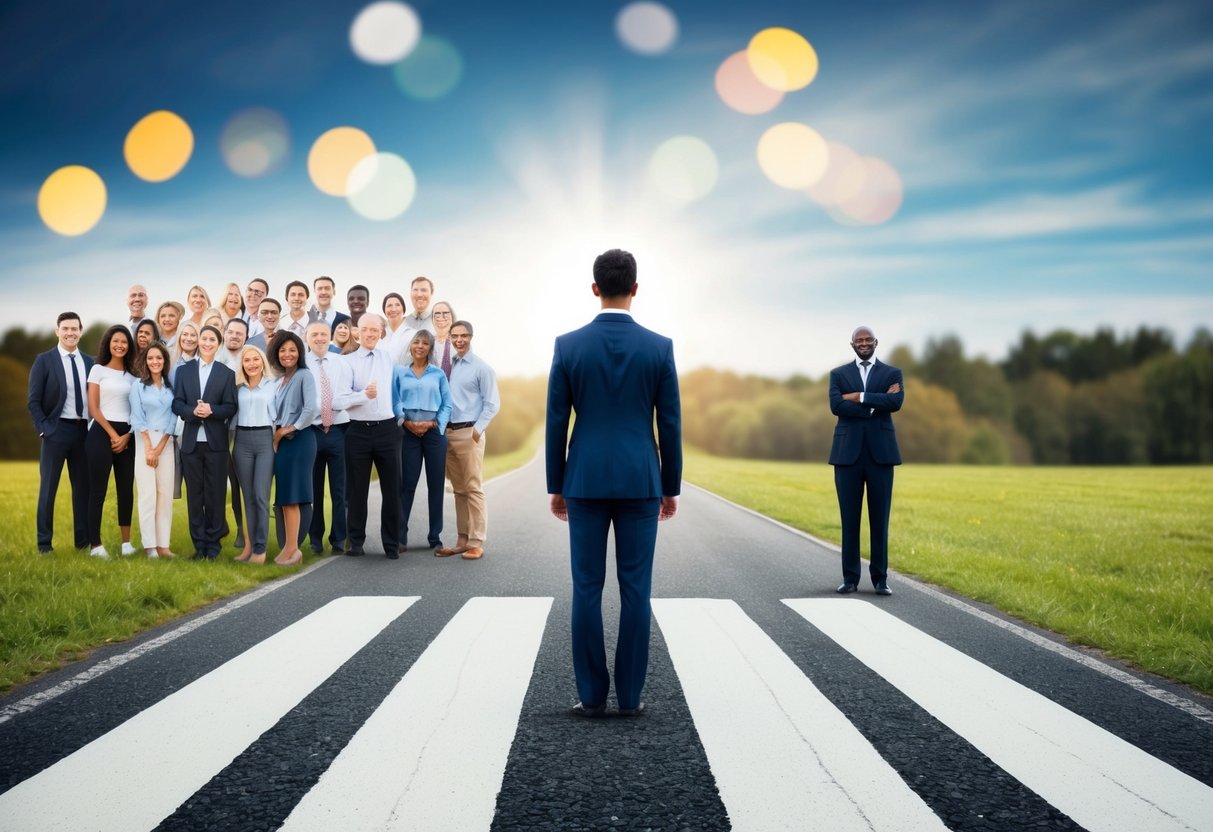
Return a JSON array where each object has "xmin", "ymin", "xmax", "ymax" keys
[
  {"xmin": 344, "ymin": 419, "xmax": 402, "ymax": 554},
  {"xmin": 309, "ymin": 422, "xmax": 349, "ymax": 550},
  {"xmin": 181, "ymin": 443, "xmax": 230, "ymax": 558},
  {"xmin": 86, "ymin": 420, "xmax": 135, "ymax": 547},
  {"xmin": 37, "ymin": 419, "xmax": 90, "ymax": 549}
]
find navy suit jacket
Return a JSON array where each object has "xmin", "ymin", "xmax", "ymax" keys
[
  {"xmin": 546, "ymin": 313, "xmax": 682, "ymax": 500},
  {"xmin": 171, "ymin": 360, "xmax": 238, "ymax": 452},
  {"xmin": 27, "ymin": 347, "xmax": 94, "ymax": 438},
  {"xmin": 827, "ymin": 359, "xmax": 904, "ymax": 466}
]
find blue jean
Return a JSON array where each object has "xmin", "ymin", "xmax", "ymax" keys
[{"xmin": 399, "ymin": 426, "xmax": 447, "ymax": 546}]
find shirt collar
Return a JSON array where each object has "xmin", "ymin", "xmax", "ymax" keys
[
  {"xmin": 597, "ymin": 309, "xmax": 633, "ymax": 318},
  {"xmin": 854, "ymin": 356, "xmax": 878, "ymax": 368},
  {"xmin": 58, "ymin": 345, "xmax": 78, "ymax": 358}
]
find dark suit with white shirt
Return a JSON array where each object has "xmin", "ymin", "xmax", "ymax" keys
[
  {"xmin": 828, "ymin": 357, "xmax": 904, "ymax": 587},
  {"xmin": 172, "ymin": 359, "xmax": 238, "ymax": 557},
  {"xmin": 28, "ymin": 347, "xmax": 94, "ymax": 549}
]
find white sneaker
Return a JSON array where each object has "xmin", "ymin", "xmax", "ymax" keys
[
  {"xmin": 147, "ymin": 551, "xmax": 159, "ymax": 559},
  {"xmin": 120, "ymin": 542, "xmax": 137, "ymax": 556},
  {"xmin": 89, "ymin": 546, "xmax": 109, "ymax": 559}
]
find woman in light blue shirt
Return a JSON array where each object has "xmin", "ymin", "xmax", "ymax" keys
[
  {"xmin": 233, "ymin": 344, "xmax": 276, "ymax": 564},
  {"xmin": 129, "ymin": 343, "xmax": 177, "ymax": 558},
  {"xmin": 392, "ymin": 329, "xmax": 452, "ymax": 552},
  {"xmin": 269, "ymin": 331, "xmax": 318, "ymax": 567}
]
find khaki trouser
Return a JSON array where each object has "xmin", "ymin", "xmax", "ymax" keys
[{"xmin": 445, "ymin": 426, "xmax": 486, "ymax": 547}]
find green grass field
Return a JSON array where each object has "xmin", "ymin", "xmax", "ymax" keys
[
  {"xmin": 683, "ymin": 449, "xmax": 1213, "ymax": 696},
  {"xmin": 0, "ymin": 427, "xmax": 542, "ymax": 693}
]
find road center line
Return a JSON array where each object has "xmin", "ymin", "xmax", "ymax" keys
[
  {"xmin": 786, "ymin": 598, "xmax": 1213, "ymax": 832},
  {"xmin": 653, "ymin": 598, "xmax": 947, "ymax": 832},
  {"xmin": 0, "ymin": 596, "xmax": 418, "ymax": 832},
  {"xmin": 280, "ymin": 596, "xmax": 554, "ymax": 832}
]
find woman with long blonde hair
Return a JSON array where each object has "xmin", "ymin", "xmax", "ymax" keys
[{"xmin": 185, "ymin": 285, "xmax": 212, "ymax": 328}]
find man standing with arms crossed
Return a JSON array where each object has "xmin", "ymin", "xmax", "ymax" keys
[
  {"xmin": 28, "ymin": 312, "xmax": 94, "ymax": 552},
  {"xmin": 828, "ymin": 325, "xmax": 904, "ymax": 596},
  {"xmin": 437, "ymin": 320, "xmax": 499, "ymax": 560},
  {"xmin": 547, "ymin": 249, "xmax": 682, "ymax": 717}
]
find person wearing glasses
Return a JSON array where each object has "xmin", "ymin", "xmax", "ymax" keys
[
  {"xmin": 428, "ymin": 301, "xmax": 456, "ymax": 378},
  {"xmin": 241, "ymin": 278, "xmax": 269, "ymax": 340}
]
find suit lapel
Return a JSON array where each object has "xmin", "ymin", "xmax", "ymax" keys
[{"xmin": 845, "ymin": 362, "xmax": 863, "ymax": 392}]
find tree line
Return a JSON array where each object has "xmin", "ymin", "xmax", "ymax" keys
[{"xmin": 3, "ymin": 324, "xmax": 1210, "ymax": 464}]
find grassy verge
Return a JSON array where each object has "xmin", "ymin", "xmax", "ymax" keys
[
  {"xmin": 0, "ymin": 432, "xmax": 541, "ymax": 694},
  {"xmin": 683, "ymin": 448, "xmax": 1213, "ymax": 696}
]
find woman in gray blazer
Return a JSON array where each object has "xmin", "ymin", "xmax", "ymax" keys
[{"xmin": 268, "ymin": 331, "xmax": 317, "ymax": 566}]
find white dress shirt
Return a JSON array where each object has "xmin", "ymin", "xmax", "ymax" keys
[
  {"xmin": 338, "ymin": 346, "xmax": 398, "ymax": 421},
  {"xmin": 58, "ymin": 346, "xmax": 85, "ymax": 420},
  {"xmin": 308, "ymin": 352, "xmax": 353, "ymax": 426}
]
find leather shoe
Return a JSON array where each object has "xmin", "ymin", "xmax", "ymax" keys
[
  {"xmin": 461, "ymin": 547, "xmax": 484, "ymax": 560},
  {"xmin": 38, "ymin": 546, "xmax": 53, "ymax": 554},
  {"xmin": 386, "ymin": 550, "xmax": 399, "ymax": 560},
  {"xmin": 618, "ymin": 702, "xmax": 646, "ymax": 717},
  {"xmin": 836, "ymin": 582, "xmax": 858, "ymax": 594},
  {"xmin": 874, "ymin": 582, "xmax": 892, "ymax": 596},
  {"xmin": 572, "ymin": 701, "xmax": 606, "ymax": 718},
  {"xmin": 436, "ymin": 544, "xmax": 469, "ymax": 557},
  {"xmin": 346, "ymin": 547, "xmax": 365, "ymax": 557}
]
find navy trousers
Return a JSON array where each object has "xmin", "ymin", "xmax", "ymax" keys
[
  {"xmin": 309, "ymin": 422, "xmax": 348, "ymax": 550},
  {"xmin": 566, "ymin": 497, "xmax": 660, "ymax": 710},
  {"xmin": 36, "ymin": 420, "xmax": 90, "ymax": 549},
  {"xmin": 181, "ymin": 444, "xmax": 230, "ymax": 557},
  {"xmin": 400, "ymin": 426, "xmax": 447, "ymax": 547},
  {"xmin": 833, "ymin": 441, "xmax": 895, "ymax": 586}
]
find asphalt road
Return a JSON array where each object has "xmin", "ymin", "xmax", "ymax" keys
[{"xmin": 1, "ymin": 456, "xmax": 1211, "ymax": 831}]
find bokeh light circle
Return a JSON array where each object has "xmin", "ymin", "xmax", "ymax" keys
[
  {"xmin": 715, "ymin": 51, "xmax": 784, "ymax": 115},
  {"xmin": 756, "ymin": 122, "xmax": 829, "ymax": 189},
  {"xmin": 392, "ymin": 35, "xmax": 463, "ymax": 100},
  {"xmin": 807, "ymin": 141, "xmax": 865, "ymax": 206},
  {"xmin": 220, "ymin": 108, "xmax": 290, "ymax": 178},
  {"xmin": 38, "ymin": 166, "xmax": 107, "ymax": 236},
  {"xmin": 346, "ymin": 152, "xmax": 417, "ymax": 220},
  {"xmin": 350, "ymin": 1, "xmax": 421, "ymax": 65},
  {"xmin": 308, "ymin": 127, "xmax": 377, "ymax": 196},
  {"xmin": 747, "ymin": 27, "xmax": 819, "ymax": 92},
  {"xmin": 124, "ymin": 110, "xmax": 194, "ymax": 182},
  {"xmin": 648, "ymin": 136, "xmax": 718, "ymax": 202},
  {"xmin": 616, "ymin": 2, "xmax": 679, "ymax": 55},
  {"xmin": 835, "ymin": 156, "xmax": 904, "ymax": 225}
]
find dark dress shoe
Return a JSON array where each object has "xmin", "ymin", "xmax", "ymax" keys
[
  {"xmin": 386, "ymin": 550, "xmax": 399, "ymax": 560},
  {"xmin": 38, "ymin": 546, "xmax": 53, "ymax": 554},
  {"xmin": 874, "ymin": 582, "xmax": 893, "ymax": 596},
  {"xmin": 572, "ymin": 702, "xmax": 606, "ymax": 718},
  {"xmin": 618, "ymin": 703, "xmax": 646, "ymax": 717},
  {"xmin": 836, "ymin": 582, "xmax": 859, "ymax": 594},
  {"xmin": 346, "ymin": 547, "xmax": 365, "ymax": 557}
]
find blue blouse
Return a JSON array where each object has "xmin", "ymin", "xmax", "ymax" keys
[
  {"xmin": 128, "ymin": 380, "xmax": 177, "ymax": 438},
  {"xmin": 392, "ymin": 363, "xmax": 452, "ymax": 433},
  {"xmin": 237, "ymin": 382, "xmax": 276, "ymax": 427}
]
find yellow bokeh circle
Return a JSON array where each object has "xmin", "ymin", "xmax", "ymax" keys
[
  {"xmin": 308, "ymin": 127, "xmax": 377, "ymax": 197},
  {"xmin": 757, "ymin": 122, "xmax": 830, "ymax": 189},
  {"xmin": 124, "ymin": 110, "xmax": 194, "ymax": 182},
  {"xmin": 747, "ymin": 28, "xmax": 818, "ymax": 92},
  {"xmin": 38, "ymin": 165, "xmax": 107, "ymax": 236}
]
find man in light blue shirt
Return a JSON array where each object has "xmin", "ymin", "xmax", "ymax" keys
[
  {"xmin": 438, "ymin": 320, "xmax": 500, "ymax": 560},
  {"xmin": 304, "ymin": 321, "xmax": 352, "ymax": 554}
]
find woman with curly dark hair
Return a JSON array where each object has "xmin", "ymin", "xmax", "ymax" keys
[
  {"xmin": 85, "ymin": 325, "xmax": 138, "ymax": 558},
  {"xmin": 268, "ymin": 331, "xmax": 317, "ymax": 566}
]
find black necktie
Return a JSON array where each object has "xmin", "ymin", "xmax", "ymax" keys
[
  {"xmin": 860, "ymin": 360, "xmax": 871, "ymax": 390},
  {"xmin": 69, "ymin": 353, "xmax": 83, "ymax": 417}
]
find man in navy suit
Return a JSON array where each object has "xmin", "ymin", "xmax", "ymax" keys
[
  {"xmin": 172, "ymin": 325, "xmax": 238, "ymax": 559},
  {"xmin": 27, "ymin": 312, "xmax": 93, "ymax": 552},
  {"xmin": 828, "ymin": 325, "xmax": 905, "ymax": 596},
  {"xmin": 547, "ymin": 248, "xmax": 682, "ymax": 717}
]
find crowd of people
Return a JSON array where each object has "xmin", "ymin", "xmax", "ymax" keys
[{"xmin": 28, "ymin": 275, "xmax": 501, "ymax": 564}]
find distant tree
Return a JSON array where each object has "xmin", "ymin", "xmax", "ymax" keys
[
  {"xmin": 1067, "ymin": 370, "xmax": 1148, "ymax": 464},
  {"xmin": 0, "ymin": 327, "xmax": 56, "ymax": 367},
  {"xmin": 961, "ymin": 421, "xmax": 1010, "ymax": 465},
  {"xmin": 0, "ymin": 356, "xmax": 37, "ymax": 459},
  {"xmin": 1142, "ymin": 347, "xmax": 1213, "ymax": 463},
  {"xmin": 893, "ymin": 380, "xmax": 968, "ymax": 463},
  {"xmin": 1129, "ymin": 326, "xmax": 1174, "ymax": 366},
  {"xmin": 1013, "ymin": 371, "xmax": 1072, "ymax": 464},
  {"xmin": 886, "ymin": 343, "xmax": 918, "ymax": 377}
]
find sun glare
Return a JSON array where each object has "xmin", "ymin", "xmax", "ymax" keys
[
  {"xmin": 38, "ymin": 165, "xmax": 107, "ymax": 236},
  {"xmin": 124, "ymin": 110, "xmax": 194, "ymax": 182}
]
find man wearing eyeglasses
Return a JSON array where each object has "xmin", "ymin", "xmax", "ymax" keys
[
  {"xmin": 828, "ymin": 325, "xmax": 905, "ymax": 597},
  {"xmin": 242, "ymin": 278, "xmax": 268, "ymax": 340}
]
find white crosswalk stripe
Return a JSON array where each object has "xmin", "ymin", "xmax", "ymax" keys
[
  {"xmin": 653, "ymin": 598, "xmax": 948, "ymax": 832},
  {"xmin": 280, "ymin": 596, "xmax": 553, "ymax": 832},
  {"xmin": 785, "ymin": 598, "xmax": 1213, "ymax": 832},
  {"xmin": 0, "ymin": 596, "xmax": 419, "ymax": 832}
]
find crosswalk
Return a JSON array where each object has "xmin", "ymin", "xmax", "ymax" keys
[{"xmin": 1, "ymin": 595, "xmax": 1210, "ymax": 832}]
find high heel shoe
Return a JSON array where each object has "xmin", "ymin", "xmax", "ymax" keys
[{"xmin": 274, "ymin": 551, "xmax": 303, "ymax": 567}]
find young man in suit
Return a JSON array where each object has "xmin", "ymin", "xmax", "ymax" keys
[
  {"xmin": 27, "ymin": 312, "xmax": 94, "ymax": 552},
  {"xmin": 172, "ymin": 325, "xmax": 238, "ymax": 559},
  {"xmin": 828, "ymin": 325, "xmax": 905, "ymax": 596},
  {"xmin": 547, "ymin": 248, "xmax": 682, "ymax": 718}
]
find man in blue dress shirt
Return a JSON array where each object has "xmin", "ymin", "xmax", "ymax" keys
[{"xmin": 546, "ymin": 248, "xmax": 682, "ymax": 717}]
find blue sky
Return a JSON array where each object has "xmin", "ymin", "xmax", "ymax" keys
[{"xmin": 2, "ymin": 0, "xmax": 1210, "ymax": 377}]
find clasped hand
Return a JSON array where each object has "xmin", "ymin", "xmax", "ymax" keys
[{"xmin": 402, "ymin": 419, "xmax": 435, "ymax": 436}]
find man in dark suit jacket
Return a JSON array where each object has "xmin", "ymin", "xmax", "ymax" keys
[
  {"xmin": 547, "ymin": 248, "xmax": 682, "ymax": 718},
  {"xmin": 171, "ymin": 327, "xmax": 238, "ymax": 559},
  {"xmin": 27, "ymin": 312, "xmax": 94, "ymax": 552},
  {"xmin": 829, "ymin": 325, "xmax": 905, "ymax": 596}
]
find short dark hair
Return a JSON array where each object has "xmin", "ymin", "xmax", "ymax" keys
[
  {"xmin": 314, "ymin": 275, "xmax": 335, "ymax": 289},
  {"xmin": 225, "ymin": 316, "xmax": 249, "ymax": 334},
  {"xmin": 348, "ymin": 284, "xmax": 369, "ymax": 298},
  {"xmin": 285, "ymin": 280, "xmax": 310, "ymax": 299},
  {"xmin": 259, "ymin": 297, "xmax": 282, "ymax": 312},
  {"xmin": 135, "ymin": 318, "xmax": 161, "ymax": 346},
  {"xmin": 137, "ymin": 343, "xmax": 173, "ymax": 390},
  {"xmin": 382, "ymin": 292, "xmax": 406, "ymax": 313},
  {"xmin": 57, "ymin": 311, "xmax": 82, "ymax": 328},
  {"xmin": 450, "ymin": 320, "xmax": 474, "ymax": 337},
  {"xmin": 411, "ymin": 276, "xmax": 433, "ymax": 292},
  {"xmin": 267, "ymin": 330, "xmax": 308, "ymax": 373},
  {"xmin": 249, "ymin": 278, "xmax": 269, "ymax": 291},
  {"xmin": 199, "ymin": 325, "xmax": 224, "ymax": 344},
  {"xmin": 97, "ymin": 325, "xmax": 134, "ymax": 372},
  {"xmin": 593, "ymin": 249, "xmax": 637, "ymax": 298}
]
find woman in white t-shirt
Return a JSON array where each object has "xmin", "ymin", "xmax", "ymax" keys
[{"xmin": 85, "ymin": 325, "xmax": 138, "ymax": 558}]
